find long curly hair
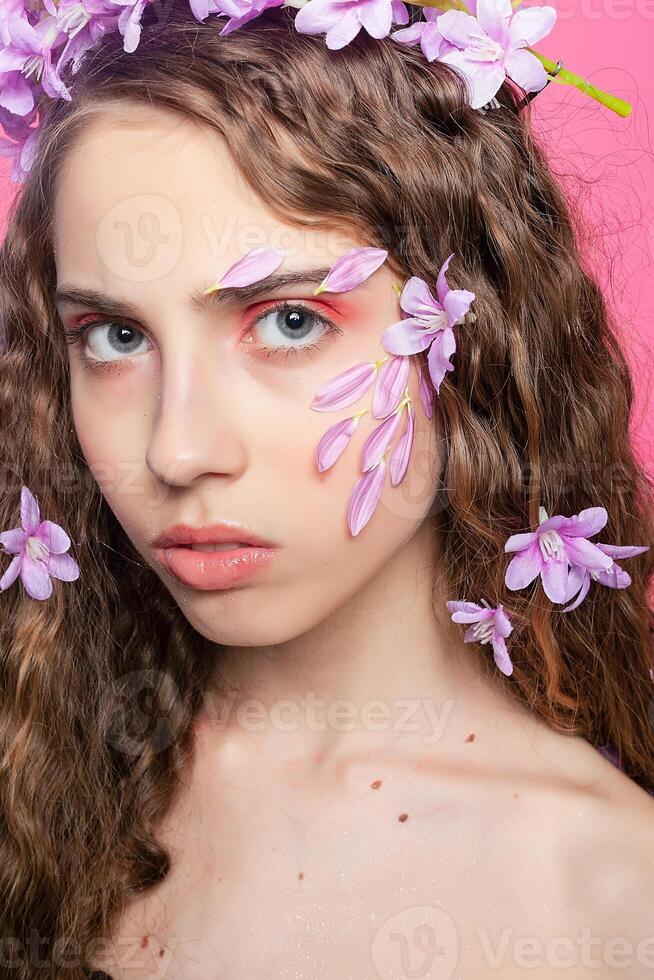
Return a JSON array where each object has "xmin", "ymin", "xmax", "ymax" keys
[{"xmin": 1, "ymin": 4, "xmax": 653, "ymax": 976}]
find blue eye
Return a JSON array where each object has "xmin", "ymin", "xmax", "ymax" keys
[
  {"xmin": 65, "ymin": 320, "xmax": 151, "ymax": 364},
  {"xmin": 247, "ymin": 300, "xmax": 344, "ymax": 358}
]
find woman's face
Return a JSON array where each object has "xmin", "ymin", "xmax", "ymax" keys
[{"xmin": 52, "ymin": 105, "xmax": 441, "ymax": 646}]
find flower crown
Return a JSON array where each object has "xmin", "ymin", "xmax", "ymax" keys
[
  {"xmin": 0, "ymin": 0, "xmax": 633, "ymax": 183},
  {"xmin": 0, "ymin": 245, "xmax": 650, "ymax": 688}
]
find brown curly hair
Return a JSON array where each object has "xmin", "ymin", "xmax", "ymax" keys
[{"xmin": 1, "ymin": 3, "xmax": 653, "ymax": 976}]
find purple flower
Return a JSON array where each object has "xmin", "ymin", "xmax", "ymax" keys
[
  {"xmin": 204, "ymin": 245, "xmax": 285, "ymax": 294},
  {"xmin": 561, "ymin": 542, "xmax": 649, "ymax": 613},
  {"xmin": 504, "ymin": 506, "xmax": 614, "ymax": 605},
  {"xmin": 0, "ymin": 486, "xmax": 80, "ymax": 601},
  {"xmin": 209, "ymin": 0, "xmax": 288, "ymax": 36},
  {"xmin": 53, "ymin": 1, "xmax": 121, "ymax": 77},
  {"xmin": 0, "ymin": 13, "xmax": 71, "ymax": 114},
  {"xmin": 436, "ymin": 0, "xmax": 557, "ymax": 110},
  {"xmin": 313, "ymin": 247, "xmax": 388, "ymax": 295},
  {"xmin": 381, "ymin": 253, "xmax": 475, "ymax": 394},
  {"xmin": 446, "ymin": 599, "xmax": 514, "ymax": 676},
  {"xmin": 391, "ymin": 5, "xmax": 456, "ymax": 62},
  {"xmin": 294, "ymin": 0, "xmax": 409, "ymax": 50}
]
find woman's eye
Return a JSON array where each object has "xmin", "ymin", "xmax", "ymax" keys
[
  {"xmin": 247, "ymin": 302, "xmax": 341, "ymax": 354},
  {"xmin": 68, "ymin": 320, "xmax": 151, "ymax": 363}
]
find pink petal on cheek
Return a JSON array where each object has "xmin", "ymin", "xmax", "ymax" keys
[
  {"xmin": 311, "ymin": 361, "xmax": 377, "ymax": 412},
  {"xmin": 389, "ymin": 405, "xmax": 414, "ymax": 487},
  {"xmin": 315, "ymin": 414, "xmax": 362, "ymax": 472},
  {"xmin": 371, "ymin": 354, "xmax": 410, "ymax": 419},
  {"xmin": 347, "ymin": 460, "xmax": 387, "ymax": 536}
]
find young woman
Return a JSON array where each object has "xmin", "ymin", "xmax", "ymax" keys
[{"xmin": 0, "ymin": 2, "xmax": 653, "ymax": 978}]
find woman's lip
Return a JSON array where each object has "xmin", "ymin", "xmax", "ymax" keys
[{"xmin": 154, "ymin": 544, "xmax": 275, "ymax": 591}]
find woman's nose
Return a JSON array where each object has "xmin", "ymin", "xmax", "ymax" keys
[{"xmin": 145, "ymin": 345, "xmax": 248, "ymax": 487}]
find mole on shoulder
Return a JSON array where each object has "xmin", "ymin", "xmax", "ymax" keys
[
  {"xmin": 370, "ymin": 779, "xmax": 382, "ymax": 789},
  {"xmin": 398, "ymin": 813, "xmax": 408, "ymax": 822},
  {"xmin": 159, "ymin": 948, "xmax": 165, "ymax": 958},
  {"xmin": 465, "ymin": 732, "xmax": 476, "ymax": 742},
  {"xmin": 140, "ymin": 935, "xmax": 149, "ymax": 949},
  {"xmin": 298, "ymin": 871, "xmax": 304, "ymax": 880}
]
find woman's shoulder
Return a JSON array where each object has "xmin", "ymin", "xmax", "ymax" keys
[{"xmin": 515, "ymin": 731, "xmax": 654, "ymax": 937}]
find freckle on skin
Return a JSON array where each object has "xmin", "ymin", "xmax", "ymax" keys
[
  {"xmin": 140, "ymin": 936, "xmax": 148, "ymax": 949},
  {"xmin": 371, "ymin": 779, "xmax": 382, "ymax": 789},
  {"xmin": 159, "ymin": 949, "xmax": 165, "ymax": 958},
  {"xmin": 398, "ymin": 813, "xmax": 408, "ymax": 822},
  {"xmin": 298, "ymin": 871, "xmax": 304, "ymax": 880},
  {"xmin": 465, "ymin": 733, "xmax": 475, "ymax": 742}
]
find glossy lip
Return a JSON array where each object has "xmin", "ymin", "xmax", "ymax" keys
[
  {"xmin": 155, "ymin": 543, "xmax": 275, "ymax": 591},
  {"xmin": 151, "ymin": 522, "xmax": 276, "ymax": 549}
]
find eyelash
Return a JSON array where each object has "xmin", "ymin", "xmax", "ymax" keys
[{"xmin": 63, "ymin": 300, "xmax": 345, "ymax": 373}]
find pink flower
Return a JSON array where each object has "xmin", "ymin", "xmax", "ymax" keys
[
  {"xmin": 562, "ymin": 542, "xmax": 649, "ymax": 613},
  {"xmin": 0, "ymin": 13, "xmax": 71, "ymax": 113},
  {"xmin": 436, "ymin": 0, "xmax": 557, "ymax": 110},
  {"xmin": 313, "ymin": 247, "xmax": 388, "ymax": 295},
  {"xmin": 446, "ymin": 599, "xmax": 514, "ymax": 676},
  {"xmin": 204, "ymin": 245, "xmax": 285, "ymax": 294},
  {"xmin": 294, "ymin": 0, "xmax": 409, "ymax": 50},
  {"xmin": 391, "ymin": 5, "xmax": 456, "ymax": 62},
  {"xmin": 381, "ymin": 253, "xmax": 475, "ymax": 394},
  {"xmin": 0, "ymin": 486, "xmax": 80, "ymax": 601},
  {"xmin": 504, "ymin": 505, "xmax": 614, "ymax": 605}
]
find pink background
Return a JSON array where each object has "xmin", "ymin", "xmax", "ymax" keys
[{"xmin": 1, "ymin": 3, "xmax": 653, "ymax": 478}]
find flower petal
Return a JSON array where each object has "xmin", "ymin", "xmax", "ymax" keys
[
  {"xmin": 557, "ymin": 506, "xmax": 608, "ymax": 539},
  {"xmin": 443, "ymin": 287, "xmax": 475, "ymax": 328},
  {"xmin": 358, "ymin": 0, "xmax": 393, "ymax": 39},
  {"xmin": 47, "ymin": 551, "xmax": 80, "ymax": 582},
  {"xmin": 447, "ymin": 599, "xmax": 484, "ymax": 623},
  {"xmin": 0, "ymin": 526, "xmax": 27, "ymax": 554},
  {"xmin": 390, "ymin": 406, "xmax": 415, "ymax": 486},
  {"xmin": 504, "ymin": 531, "xmax": 537, "ymax": 553},
  {"xmin": 19, "ymin": 555, "xmax": 53, "ymax": 600},
  {"xmin": 314, "ymin": 246, "xmax": 388, "ymax": 294},
  {"xmin": 347, "ymin": 460, "xmax": 387, "ymax": 536},
  {"xmin": 504, "ymin": 540, "xmax": 542, "ymax": 590},
  {"xmin": 20, "ymin": 485, "xmax": 40, "ymax": 533},
  {"xmin": 381, "ymin": 317, "xmax": 437, "ymax": 356},
  {"xmin": 562, "ymin": 535, "xmax": 613, "ymax": 572},
  {"xmin": 427, "ymin": 326, "xmax": 456, "ymax": 393},
  {"xmin": 540, "ymin": 557, "xmax": 571, "ymax": 604},
  {"xmin": 311, "ymin": 361, "xmax": 377, "ymax": 412},
  {"xmin": 561, "ymin": 568, "xmax": 591, "ymax": 612},
  {"xmin": 597, "ymin": 543, "xmax": 649, "ymax": 560},
  {"xmin": 438, "ymin": 49, "xmax": 506, "ymax": 108},
  {"xmin": 315, "ymin": 414, "xmax": 362, "ymax": 472},
  {"xmin": 371, "ymin": 354, "xmax": 410, "ymax": 419},
  {"xmin": 418, "ymin": 368, "xmax": 435, "ymax": 420},
  {"xmin": 503, "ymin": 47, "xmax": 548, "ymax": 93},
  {"xmin": 493, "ymin": 604, "xmax": 513, "ymax": 638},
  {"xmin": 0, "ymin": 553, "xmax": 22, "ymax": 591},
  {"xmin": 507, "ymin": 4, "xmax": 556, "ymax": 48},
  {"xmin": 475, "ymin": 0, "xmax": 513, "ymax": 42},
  {"xmin": 436, "ymin": 8, "xmax": 488, "ymax": 48},
  {"xmin": 204, "ymin": 245, "xmax": 285, "ymax": 293},
  {"xmin": 33, "ymin": 519, "xmax": 71, "ymax": 554},
  {"xmin": 398, "ymin": 275, "xmax": 441, "ymax": 318},
  {"xmin": 491, "ymin": 633, "xmax": 513, "ymax": 675},
  {"xmin": 361, "ymin": 411, "xmax": 402, "ymax": 472}
]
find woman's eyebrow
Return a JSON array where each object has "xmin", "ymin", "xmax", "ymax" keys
[{"xmin": 52, "ymin": 267, "xmax": 336, "ymax": 318}]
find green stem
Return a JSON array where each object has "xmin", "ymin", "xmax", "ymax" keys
[{"xmin": 528, "ymin": 50, "xmax": 632, "ymax": 117}]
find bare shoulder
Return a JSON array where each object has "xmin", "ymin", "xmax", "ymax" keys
[{"xmin": 519, "ymin": 730, "xmax": 654, "ymax": 937}]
